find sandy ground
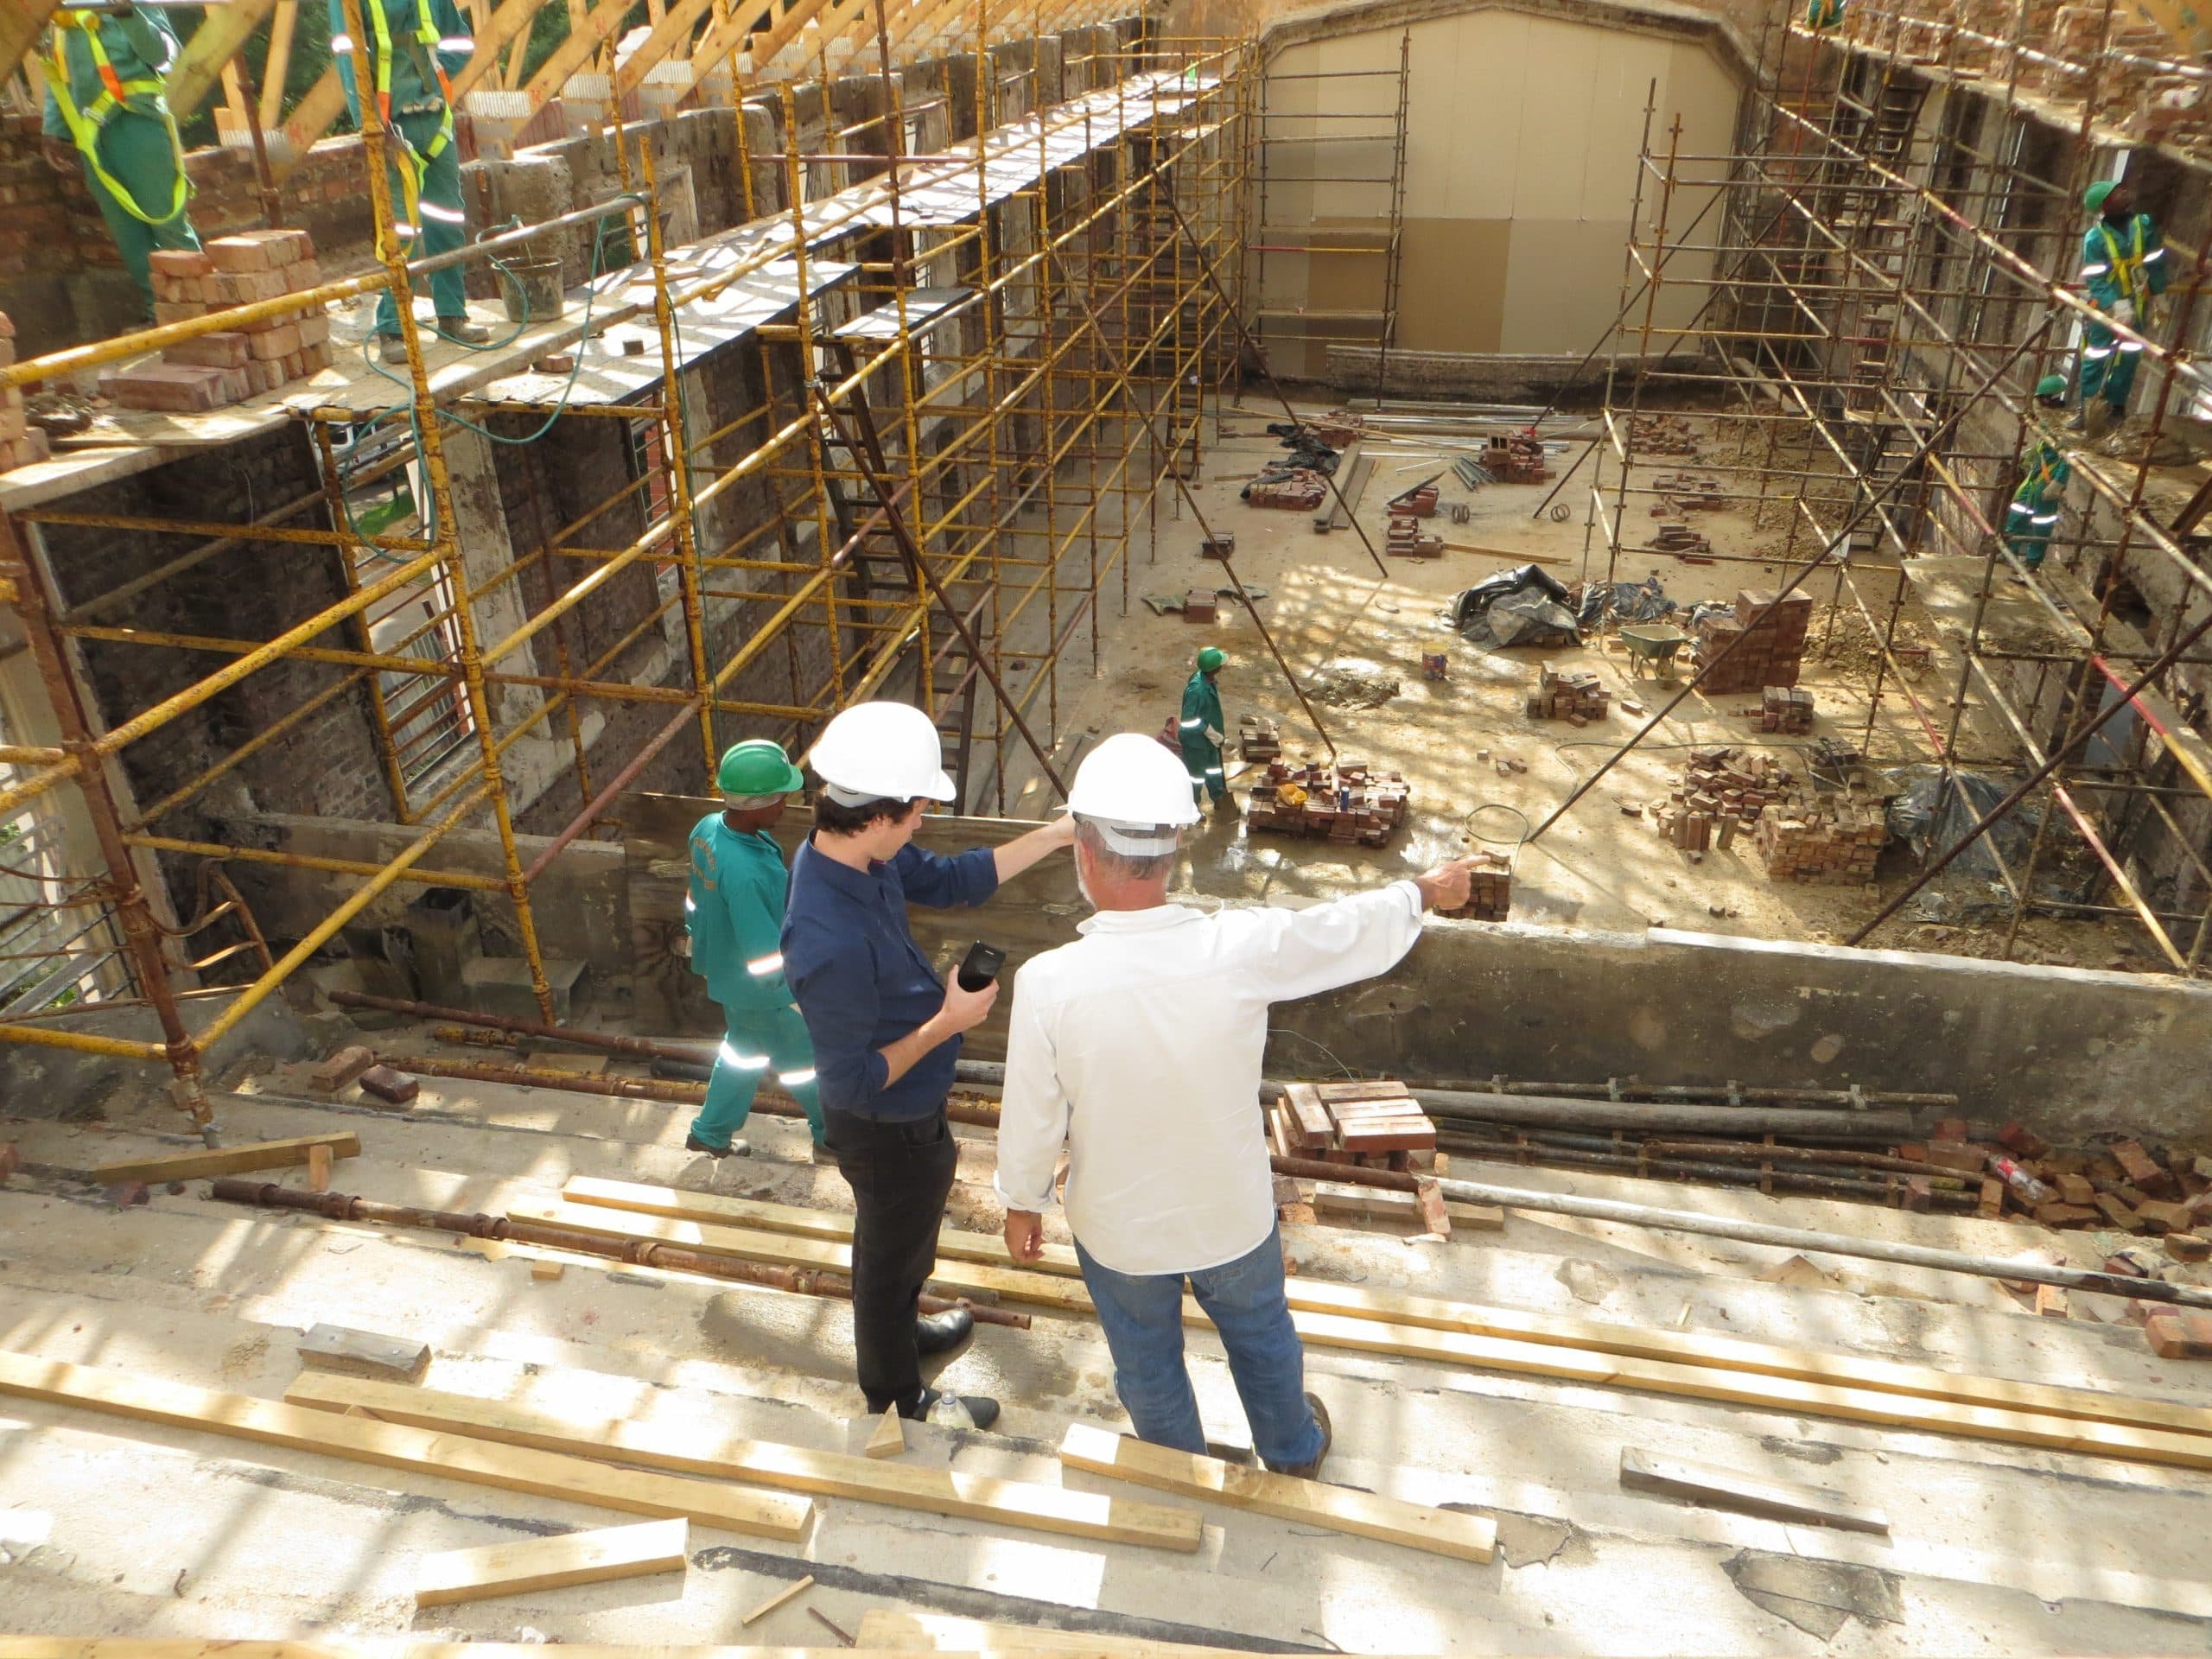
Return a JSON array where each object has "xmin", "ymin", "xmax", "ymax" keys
[{"xmin": 980, "ymin": 395, "xmax": 2158, "ymax": 975}]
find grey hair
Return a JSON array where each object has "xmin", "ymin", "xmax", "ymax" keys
[{"xmin": 1074, "ymin": 815, "xmax": 1180, "ymax": 882}]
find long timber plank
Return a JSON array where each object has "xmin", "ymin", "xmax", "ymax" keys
[
  {"xmin": 414, "ymin": 1517, "xmax": 690, "ymax": 1607},
  {"xmin": 1059, "ymin": 1423, "xmax": 1497, "ymax": 1563},
  {"xmin": 0, "ymin": 1351, "xmax": 810, "ymax": 1541},
  {"xmin": 557, "ymin": 1177, "xmax": 2212, "ymax": 1442},
  {"xmin": 284, "ymin": 1372, "xmax": 1205, "ymax": 1553},
  {"xmin": 90, "ymin": 1132, "xmax": 360, "ymax": 1184},
  {"xmin": 855, "ymin": 1611, "xmax": 1240, "ymax": 1653},
  {"xmin": 521, "ymin": 1197, "xmax": 2212, "ymax": 1473}
]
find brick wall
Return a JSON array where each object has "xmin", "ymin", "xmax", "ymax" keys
[
  {"xmin": 35, "ymin": 427, "xmax": 393, "ymax": 921},
  {"xmin": 0, "ymin": 117, "xmax": 375, "ymax": 353}
]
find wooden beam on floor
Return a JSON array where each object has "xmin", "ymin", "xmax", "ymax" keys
[
  {"xmin": 414, "ymin": 1516, "xmax": 690, "ymax": 1607},
  {"xmin": 0, "ymin": 1350, "xmax": 812, "ymax": 1541},
  {"xmin": 557, "ymin": 1177, "xmax": 2212, "ymax": 1443},
  {"xmin": 855, "ymin": 1611, "xmax": 1241, "ymax": 1654},
  {"xmin": 527, "ymin": 1192, "xmax": 2212, "ymax": 1472},
  {"xmin": 283, "ymin": 1370, "xmax": 1205, "ymax": 1552},
  {"xmin": 1059, "ymin": 1423, "xmax": 1497, "ymax": 1563},
  {"xmin": 90, "ymin": 1131, "xmax": 359, "ymax": 1185}
]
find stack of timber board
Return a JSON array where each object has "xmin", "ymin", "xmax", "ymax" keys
[{"xmin": 1270, "ymin": 1080, "xmax": 1438, "ymax": 1171}]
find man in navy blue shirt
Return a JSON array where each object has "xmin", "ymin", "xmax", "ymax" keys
[{"xmin": 784, "ymin": 701, "xmax": 1074, "ymax": 1426}]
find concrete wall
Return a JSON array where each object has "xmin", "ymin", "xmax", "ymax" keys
[
  {"xmin": 622, "ymin": 792, "xmax": 2210, "ymax": 1142},
  {"xmin": 1254, "ymin": 0, "xmax": 1743, "ymax": 382}
]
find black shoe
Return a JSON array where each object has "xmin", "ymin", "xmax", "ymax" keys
[
  {"xmin": 915, "ymin": 1307, "xmax": 976, "ymax": 1356},
  {"xmin": 901, "ymin": 1386, "xmax": 1000, "ymax": 1429},
  {"xmin": 684, "ymin": 1133, "xmax": 748, "ymax": 1159},
  {"xmin": 1267, "ymin": 1392, "xmax": 1332, "ymax": 1478}
]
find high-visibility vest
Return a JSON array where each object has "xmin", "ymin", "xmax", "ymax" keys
[
  {"xmin": 39, "ymin": 15, "xmax": 189, "ymax": 226},
  {"xmin": 2095, "ymin": 218, "xmax": 2151, "ymax": 308},
  {"xmin": 345, "ymin": 0, "xmax": 456, "ymax": 244}
]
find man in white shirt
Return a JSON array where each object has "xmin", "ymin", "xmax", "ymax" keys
[{"xmin": 994, "ymin": 734, "xmax": 1472, "ymax": 1476}]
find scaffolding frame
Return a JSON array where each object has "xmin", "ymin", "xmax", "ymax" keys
[
  {"xmin": 1577, "ymin": 0, "xmax": 2212, "ymax": 975},
  {"xmin": 0, "ymin": 11, "xmax": 1251, "ymax": 1128}
]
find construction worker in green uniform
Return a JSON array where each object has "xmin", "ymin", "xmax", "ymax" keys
[
  {"xmin": 2076, "ymin": 177, "xmax": 2169, "ymax": 435},
  {"xmin": 330, "ymin": 0, "xmax": 492, "ymax": 361},
  {"xmin": 39, "ymin": 4, "xmax": 200, "ymax": 323},
  {"xmin": 2005, "ymin": 375, "xmax": 2072, "ymax": 577},
  {"xmin": 683, "ymin": 740, "xmax": 825, "ymax": 1160},
  {"xmin": 1179, "ymin": 646, "xmax": 1230, "ymax": 812}
]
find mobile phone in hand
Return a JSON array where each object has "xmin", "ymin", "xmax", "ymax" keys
[{"xmin": 957, "ymin": 941, "xmax": 1007, "ymax": 992}]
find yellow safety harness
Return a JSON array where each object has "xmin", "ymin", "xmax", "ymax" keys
[
  {"xmin": 2096, "ymin": 217, "xmax": 2150, "ymax": 309},
  {"xmin": 39, "ymin": 10, "xmax": 189, "ymax": 226},
  {"xmin": 361, "ymin": 0, "xmax": 456, "ymax": 251}
]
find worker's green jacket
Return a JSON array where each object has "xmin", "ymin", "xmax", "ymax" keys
[
  {"xmin": 686, "ymin": 814, "xmax": 800, "ymax": 1018},
  {"xmin": 40, "ymin": 9, "xmax": 181, "ymax": 137},
  {"xmin": 2082, "ymin": 213, "xmax": 2170, "ymax": 315},
  {"xmin": 331, "ymin": 0, "xmax": 473, "ymax": 119},
  {"xmin": 1179, "ymin": 670, "xmax": 1224, "ymax": 783}
]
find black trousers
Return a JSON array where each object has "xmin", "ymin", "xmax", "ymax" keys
[{"xmin": 823, "ymin": 1105, "xmax": 958, "ymax": 1412}]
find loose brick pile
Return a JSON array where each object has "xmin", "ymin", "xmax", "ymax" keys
[
  {"xmin": 1752, "ymin": 776, "xmax": 1887, "ymax": 884},
  {"xmin": 1694, "ymin": 587, "xmax": 1813, "ymax": 694},
  {"xmin": 1630, "ymin": 413, "xmax": 1699, "ymax": 456},
  {"xmin": 1646, "ymin": 523, "xmax": 1713, "ymax": 563},
  {"xmin": 1650, "ymin": 746, "xmax": 1793, "ymax": 853},
  {"xmin": 1527, "ymin": 664, "xmax": 1610, "ymax": 724},
  {"xmin": 1245, "ymin": 760, "xmax": 1409, "ymax": 846},
  {"xmin": 1272, "ymin": 1079, "xmax": 1440, "ymax": 1173},
  {"xmin": 1914, "ymin": 1123, "xmax": 2212, "ymax": 1264},
  {"xmin": 1247, "ymin": 469, "xmax": 1327, "ymax": 510},
  {"xmin": 1238, "ymin": 713, "xmax": 1281, "ymax": 761},
  {"xmin": 1650, "ymin": 473, "xmax": 1725, "ymax": 512},
  {"xmin": 1437, "ymin": 849, "xmax": 1512, "ymax": 921},
  {"xmin": 104, "ymin": 231, "xmax": 333, "ymax": 411},
  {"xmin": 1387, "ymin": 481, "xmax": 1438, "ymax": 517},
  {"xmin": 1483, "ymin": 433, "xmax": 1551, "ymax": 484},
  {"xmin": 1752, "ymin": 684, "xmax": 1815, "ymax": 734},
  {"xmin": 0, "ymin": 312, "xmax": 49, "ymax": 473}
]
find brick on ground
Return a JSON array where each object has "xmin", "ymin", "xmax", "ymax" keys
[{"xmin": 2145, "ymin": 1310, "xmax": 2212, "ymax": 1359}]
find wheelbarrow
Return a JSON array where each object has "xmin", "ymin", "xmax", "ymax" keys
[{"xmin": 1618, "ymin": 622, "xmax": 1693, "ymax": 678}]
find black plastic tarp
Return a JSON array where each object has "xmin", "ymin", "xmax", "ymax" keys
[{"xmin": 1453, "ymin": 564, "xmax": 1580, "ymax": 650}]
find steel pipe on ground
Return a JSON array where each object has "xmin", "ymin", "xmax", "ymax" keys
[
  {"xmin": 1266, "ymin": 1158, "xmax": 2212, "ymax": 1309},
  {"xmin": 206, "ymin": 1179, "xmax": 1030, "ymax": 1327}
]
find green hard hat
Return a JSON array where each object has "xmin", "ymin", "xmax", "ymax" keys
[
  {"xmin": 2084, "ymin": 179, "xmax": 2118, "ymax": 212},
  {"xmin": 2035, "ymin": 373, "xmax": 2068, "ymax": 400},
  {"xmin": 717, "ymin": 738, "xmax": 804, "ymax": 798},
  {"xmin": 1197, "ymin": 647, "xmax": 1226, "ymax": 672}
]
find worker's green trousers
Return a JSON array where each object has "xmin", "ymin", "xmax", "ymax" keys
[
  {"xmin": 689, "ymin": 1001, "xmax": 824, "ymax": 1151},
  {"xmin": 2079, "ymin": 320, "xmax": 2142, "ymax": 412},
  {"xmin": 372, "ymin": 107, "xmax": 469, "ymax": 335},
  {"xmin": 78, "ymin": 111, "xmax": 199, "ymax": 321}
]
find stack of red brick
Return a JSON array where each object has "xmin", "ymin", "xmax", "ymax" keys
[
  {"xmin": 1752, "ymin": 683, "xmax": 1815, "ymax": 734},
  {"xmin": 1752, "ymin": 775, "xmax": 1886, "ymax": 884},
  {"xmin": 1237, "ymin": 713, "xmax": 1281, "ymax": 761},
  {"xmin": 0, "ymin": 312, "xmax": 48, "ymax": 473},
  {"xmin": 1694, "ymin": 588, "xmax": 1813, "ymax": 694},
  {"xmin": 1245, "ymin": 760, "xmax": 1410, "ymax": 846},
  {"xmin": 1247, "ymin": 469, "xmax": 1327, "ymax": 510},
  {"xmin": 1437, "ymin": 849, "xmax": 1512, "ymax": 920},
  {"xmin": 1388, "ymin": 481, "xmax": 1438, "ymax": 517},
  {"xmin": 105, "ymin": 230, "xmax": 333, "ymax": 412},
  {"xmin": 1386, "ymin": 512, "xmax": 1442, "ymax": 557},
  {"xmin": 1528, "ymin": 664, "xmax": 1610, "ymax": 724},
  {"xmin": 1483, "ymin": 433, "xmax": 1551, "ymax": 484}
]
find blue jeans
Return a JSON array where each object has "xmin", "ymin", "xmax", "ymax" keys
[
  {"xmin": 690, "ymin": 1002, "xmax": 823, "ymax": 1149},
  {"xmin": 1073, "ymin": 1226, "xmax": 1323, "ymax": 1470}
]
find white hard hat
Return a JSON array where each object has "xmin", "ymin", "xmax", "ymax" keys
[
  {"xmin": 1068, "ymin": 732, "xmax": 1200, "ymax": 854},
  {"xmin": 807, "ymin": 701, "xmax": 957, "ymax": 804}
]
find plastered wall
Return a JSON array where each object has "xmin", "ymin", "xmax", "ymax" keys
[{"xmin": 1257, "ymin": 4, "xmax": 1741, "ymax": 378}]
